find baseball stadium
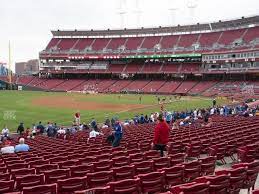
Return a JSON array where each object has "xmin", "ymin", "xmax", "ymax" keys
[{"xmin": 0, "ymin": 1, "xmax": 259, "ymax": 194}]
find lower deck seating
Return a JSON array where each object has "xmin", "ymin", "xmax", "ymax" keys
[{"xmin": 0, "ymin": 116, "xmax": 259, "ymax": 193}]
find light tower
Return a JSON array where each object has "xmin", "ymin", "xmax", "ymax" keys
[
  {"xmin": 187, "ymin": 0, "xmax": 198, "ymax": 24},
  {"xmin": 118, "ymin": 0, "xmax": 127, "ymax": 28},
  {"xmin": 168, "ymin": 0, "xmax": 179, "ymax": 26},
  {"xmin": 133, "ymin": 0, "xmax": 143, "ymax": 28}
]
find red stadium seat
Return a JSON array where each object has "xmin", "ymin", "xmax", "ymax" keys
[
  {"xmin": 184, "ymin": 160, "xmax": 201, "ymax": 181},
  {"xmin": 171, "ymin": 182, "xmax": 210, "ymax": 194},
  {"xmin": 0, "ymin": 172, "xmax": 10, "ymax": 181},
  {"xmin": 16, "ymin": 174, "xmax": 44, "ymax": 191},
  {"xmin": 152, "ymin": 157, "xmax": 171, "ymax": 170},
  {"xmin": 161, "ymin": 165, "xmax": 184, "ymax": 188},
  {"xmin": 22, "ymin": 183, "xmax": 57, "ymax": 194},
  {"xmin": 168, "ymin": 153, "xmax": 185, "ymax": 166},
  {"xmin": 70, "ymin": 164, "xmax": 94, "ymax": 177},
  {"xmin": 112, "ymin": 165, "xmax": 135, "ymax": 181},
  {"xmin": 57, "ymin": 177, "xmax": 87, "ymax": 194},
  {"xmin": 0, "ymin": 180, "xmax": 15, "ymax": 193},
  {"xmin": 35, "ymin": 164, "xmax": 58, "ymax": 174},
  {"xmin": 112, "ymin": 156, "xmax": 130, "ymax": 167},
  {"xmin": 93, "ymin": 160, "xmax": 113, "ymax": 171},
  {"xmin": 44, "ymin": 169, "xmax": 70, "ymax": 184},
  {"xmin": 138, "ymin": 171, "xmax": 165, "ymax": 193},
  {"xmin": 87, "ymin": 171, "xmax": 113, "ymax": 188},
  {"xmin": 108, "ymin": 178, "xmax": 141, "ymax": 194},
  {"xmin": 216, "ymin": 167, "xmax": 247, "ymax": 194},
  {"xmin": 232, "ymin": 161, "xmax": 259, "ymax": 192},
  {"xmin": 199, "ymin": 156, "xmax": 216, "ymax": 175},
  {"xmin": 195, "ymin": 175, "xmax": 230, "ymax": 194},
  {"xmin": 10, "ymin": 168, "xmax": 35, "ymax": 179},
  {"xmin": 132, "ymin": 160, "xmax": 154, "ymax": 175},
  {"xmin": 74, "ymin": 186, "xmax": 110, "ymax": 194},
  {"xmin": 144, "ymin": 150, "xmax": 161, "ymax": 160},
  {"xmin": 129, "ymin": 153, "xmax": 144, "ymax": 163}
]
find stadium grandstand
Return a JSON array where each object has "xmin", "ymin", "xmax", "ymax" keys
[{"xmin": 0, "ymin": 15, "xmax": 257, "ymax": 99}]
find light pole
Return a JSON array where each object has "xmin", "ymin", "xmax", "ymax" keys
[{"xmin": 187, "ymin": 0, "xmax": 198, "ymax": 24}]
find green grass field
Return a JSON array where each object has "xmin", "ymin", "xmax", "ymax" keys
[{"xmin": 0, "ymin": 91, "xmax": 229, "ymax": 131}]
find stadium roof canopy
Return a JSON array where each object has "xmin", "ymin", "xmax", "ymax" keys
[{"xmin": 52, "ymin": 15, "xmax": 259, "ymax": 37}]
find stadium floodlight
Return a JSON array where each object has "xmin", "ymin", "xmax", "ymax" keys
[
  {"xmin": 168, "ymin": 0, "xmax": 179, "ymax": 26},
  {"xmin": 117, "ymin": 0, "xmax": 127, "ymax": 28},
  {"xmin": 132, "ymin": 0, "xmax": 143, "ymax": 28},
  {"xmin": 186, "ymin": 0, "xmax": 198, "ymax": 23}
]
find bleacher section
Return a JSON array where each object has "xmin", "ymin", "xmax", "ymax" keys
[
  {"xmin": 43, "ymin": 26, "xmax": 259, "ymax": 54},
  {"xmin": 0, "ymin": 116, "xmax": 258, "ymax": 193},
  {"xmin": 174, "ymin": 81, "xmax": 198, "ymax": 94},
  {"xmin": 3, "ymin": 76, "xmax": 259, "ymax": 98}
]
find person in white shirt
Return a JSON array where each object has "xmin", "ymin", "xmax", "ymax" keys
[
  {"xmin": 210, "ymin": 108, "xmax": 215, "ymax": 115},
  {"xmin": 2, "ymin": 125, "xmax": 9, "ymax": 137},
  {"xmin": 220, "ymin": 107, "xmax": 224, "ymax": 115},
  {"xmin": 1, "ymin": 139, "xmax": 15, "ymax": 154},
  {"xmin": 89, "ymin": 129, "xmax": 101, "ymax": 138},
  {"xmin": 88, "ymin": 129, "xmax": 103, "ymax": 143}
]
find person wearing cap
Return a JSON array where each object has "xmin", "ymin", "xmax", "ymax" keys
[
  {"xmin": 1, "ymin": 138, "xmax": 15, "ymax": 154},
  {"xmin": 152, "ymin": 113, "xmax": 170, "ymax": 157},
  {"xmin": 112, "ymin": 120, "xmax": 123, "ymax": 147},
  {"xmin": 37, "ymin": 121, "xmax": 45, "ymax": 134},
  {"xmin": 17, "ymin": 122, "xmax": 24, "ymax": 135}
]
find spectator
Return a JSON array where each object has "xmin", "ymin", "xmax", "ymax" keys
[
  {"xmin": 14, "ymin": 138, "xmax": 30, "ymax": 152},
  {"xmin": 213, "ymin": 98, "xmax": 216, "ymax": 107},
  {"xmin": 90, "ymin": 118, "xmax": 98, "ymax": 130},
  {"xmin": 74, "ymin": 111, "xmax": 81, "ymax": 126},
  {"xmin": 112, "ymin": 120, "xmax": 123, "ymax": 147},
  {"xmin": 47, "ymin": 123, "xmax": 55, "ymax": 137},
  {"xmin": 17, "ymin": 122, "xmax": 24, "ymax": 135},
  {"xmin": 104, "ymin": 116, "xmax": 111, "ymax": 127},
  {"xmin": 152, "ymin": 113, "xmax": 170, "ymax": 157},
  {"xmin": 25, "ymin": 127, "xmax": 31, "ymax": 138},
  {"xmin": 111, "ymin": 117, "xmax": 116, "ymax": 128},
  {"xmin": 166, "ymin": 112, "xmax": 172, "ymax": 125},
  {"xmin": 37, "ymin": 121, "xmax": 45, "ymax": 134},
  {"xmin": 172, "ymin": 121, "xmax": 180, "ymax": 130},
  {"xmin": 1, "ymin": 139, "xmax": 14, "ymax": 154},
  {"xmin": 140, "ymin": 114, "xmax": 145, "ymax": 124},
  {"xmin": 2, "ymin": 125, "xmax": 9, "ymax": 138}
]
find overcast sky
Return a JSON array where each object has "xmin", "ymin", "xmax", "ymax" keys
[{"xmin": 0, "ymin": 0, "xmax": 258, "ymax": 70}]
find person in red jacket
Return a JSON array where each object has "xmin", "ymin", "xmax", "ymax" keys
[{"xmin": 152, "ymin": 113, "xmax": 170, "ymax": 157}]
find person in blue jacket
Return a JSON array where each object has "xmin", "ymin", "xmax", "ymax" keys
[{"xmin": 112, "ymin": 120, "xmax": 123, "ymax": 147}]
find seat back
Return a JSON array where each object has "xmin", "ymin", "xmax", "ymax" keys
[
  {"xmin": 162, "ymin": 165, "xmax": 184, "ymax": 187},
  {"xmin": 138, "ymin": 171, "xmax": 165, "ymax": 193},
  {"xmin": 11, "ymin": 168, "xmax": 36, "ymax": 179},
  {"xmin": 153, "ymin": 157, "xmax": 170, "ymax": 170},
  {"xmin": 57, "ymin": 177, "xmax": 87, "ymax": 194},
  {"xmin": 0, "ymin": 180, "xmax": 14, "ymax": 193},
  {"xmin": 171, "ymin": 182, "xmax": 210, "ymax": 194},
  {"xmin": 112, "ymin": 165, "xmax": 135, "ymax": 181},
  {"xmin": 132, "ymin": 160, "xmax": 154, "ymax": 175},
  {"xmin": 22, "ymin": 183, "xmax": 57, "ymax": 194},
  {"xmin": 74, "ymin": 186, "xmax": 110, "ymax": 194},
  {"xmin": 93, "ymin": 160, "xmax": 113, "ymax": 171},
  {"xmin": 35, "ymin": 164, "xmax": 58, "ymax": 174},
  {"xmin": 70, "ymin": 164, "xmax": 94, "ymax": 177},
  {"xmin": 16, "ymin": 174, "xmax": 44, "ymax": 191},
  {"xmin": 87, "ymin": 171, "xmax": 113, "ymax": 187},
  {"xmin": 44, "ymin": 169, "xmax": 70, "ymax": 184},
  {"xmin": 109, "ymin": 178, "xmax": 141, "ymax": 194}
]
